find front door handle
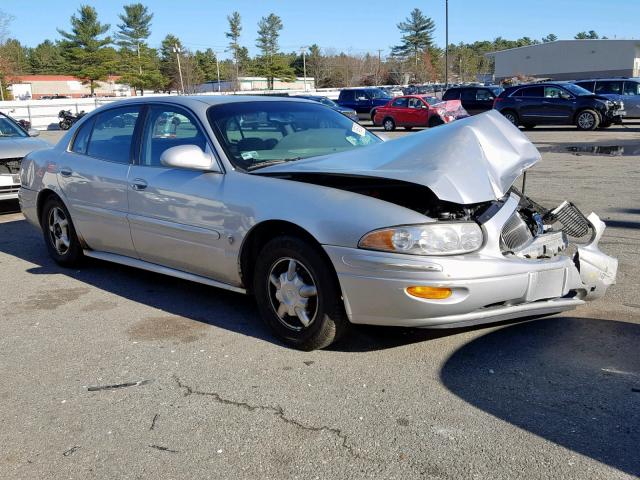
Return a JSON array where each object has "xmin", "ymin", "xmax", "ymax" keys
[
  {"xmin": 59, "ymin": 167, "xmax": 72, "ymax": 177},
  {"xmin": 131, "ymin": 178, "xmax": 148, "ymax": 191}
]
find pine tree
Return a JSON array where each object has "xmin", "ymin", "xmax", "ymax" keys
[
  {"xmin": 255, "ymin": 14, "xmax": 294, "ymax": 89},
  {"xmin": 115, "ymin": 3, "xmax": 163, "ymax": 94},
  {"xmin": 29, "ymin": 40, "xmax": 67, "ymax": 74},
  {"xmin": 542, "ymin": 33, "xmax": 558, "ymax": 43},
  {"xmin": 225, "ymin": 11, "xmax": 242, "ymax": 84},
  {"xmin": 392, "ymin": 8, "xmax": 436, "ymax": 68},
  {"xmin": 57, "ymin": 6, "xmax": 116, "ymax": 94}
]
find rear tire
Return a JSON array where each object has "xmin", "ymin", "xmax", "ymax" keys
[
  {"xmin": 501, "ymin": 110, "xmax": 519, "ymax": 126},
  {"xmin": 428, "ymin": 116, "xmax": 444, "ymax": 128},
  {"xmin": 41, "ymin": 196, "xmax": 84, "ymax": 267},
  {"xmin": 576, "ymin": 109, "xmax": 600, "ymax": 130},
  {"xmin": 382, "ymin": 117, "xmax": 396, "ymax": 131},
  {"xmin": 253, "ymin": 236, "xmax": 349, "ymax": 350}
]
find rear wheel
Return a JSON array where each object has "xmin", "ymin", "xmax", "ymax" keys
[
  {"xmin": 382, "ymin": 117, "xmax": 396, "ymax": 131},
  {"xmin": 428, "ymin": 116, "xmax": 444, "ymax": 128},
  {"xmin": 576, "ymin": 109, "xmax": 600, "ymax": 130},
  {"xmin": 41, "ymin": 196, "xmax": 84, "ymax": 266},
  {"xmin": 501, "ymin": 110, "xmax": 519, "ymax": 126},
  {"xmin": 370, "ymin": 109, "xmax": 377, "ymax": 122},
  {"xmin": 253, "ymin": 236, "xmax": 348, "ymax": 350}
]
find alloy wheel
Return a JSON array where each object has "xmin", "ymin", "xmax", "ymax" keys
[
  {"xmin": 503, "ymin": 112, "xmax": 517, "ymax": 125},
  {"xmin": 578, "ymin": 112, "xmax": 595, "ymax": 129},
  {"xmin": 383, "ymin": 119, "xmax": 394, "ymax": 131},
  {"xmin": 267, "ymin": 257, "xmax": 319, "ymax": 331},
  {"xmin": 48, "ymin": 206, "xmax": 70, "ymax": 255}
]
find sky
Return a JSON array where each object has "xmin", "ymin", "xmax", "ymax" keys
[{"xmin": 2, "ymin": 0, "xmax": 639, "ymax": 59}]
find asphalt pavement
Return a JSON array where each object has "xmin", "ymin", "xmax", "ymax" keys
[{"xmin": 1, "ymin": 122, "xmax": 639, "ymax": 479}]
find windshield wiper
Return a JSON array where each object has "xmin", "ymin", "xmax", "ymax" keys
[{"xmin": 246, "ymin": 157, "xmax": 303, "ymax": 171}]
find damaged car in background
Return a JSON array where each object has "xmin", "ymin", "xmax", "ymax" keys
[
  {"xmin": 19, "ymin": 97, "xmax": 617, "ymax": 350},
  {"xmin": 0, "ymin": 112, "xmax": 49, "ymax": 202}
]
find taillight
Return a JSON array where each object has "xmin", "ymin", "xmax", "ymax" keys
[{"xmin": 493, "ymin": 97, "xmax": 504, "ymax": 108}]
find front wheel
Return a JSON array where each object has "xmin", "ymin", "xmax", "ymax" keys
[
  {"xmin": 58, "ymin": 120, "xmax": 71, "ymax": 130},
  {"xmin": 41, "ymin": 196, "xmax": 84, "ymax": 266},
  {"xmin": 501, "ymin": 110, "xmax": 519, "ymax": 126},
  {"xmin": 253, "ymin": 236, "xmax": 348, "ymax": 350},
  {"xmin": 576, "ymin": 110, "xmax": 600, "ymax": 130}
]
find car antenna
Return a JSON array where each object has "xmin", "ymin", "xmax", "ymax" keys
[{"xmin": 522, "ymin": 171, "xmax": 527, "ymax": 194}]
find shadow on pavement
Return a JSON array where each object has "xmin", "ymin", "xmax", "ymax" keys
[{"xmin": 440, "ymin": 317, "xmax": 640, "ymax": 477}]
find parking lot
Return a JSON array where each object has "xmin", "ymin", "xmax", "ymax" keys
[{"xmin": 1, "ymin": 122, "xmax": 639, "ymax": 479}]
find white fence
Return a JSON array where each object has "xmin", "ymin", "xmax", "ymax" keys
[{"xmin": 0, "ymin": 88, "xmax": 346, "ymax": 130}]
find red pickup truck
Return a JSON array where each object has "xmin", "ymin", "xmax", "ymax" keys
[{"xmin": 372, "ymin": 95, "xmax": 468, "ymax": 131}]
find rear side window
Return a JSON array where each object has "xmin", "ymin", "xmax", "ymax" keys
[
  {"xmin": 87, "ymin": 106, "xmax": 141, "ymax": 163},
  {"xmin": 475, "ymin": 89, "xmax": 494, "ymax": 101},
  {"xmin": 391, "ymin": 98, "xmax": 408, "ymax": 107},
  {"xmin": 71, "ymin": 118, "xmax": 94, "ymax": 154},
  {"xmin": 595, "ymin": 81, "xmax": 623, "ymax": 95},
  {"xmin": 442, "ymin": 89, "xmax": 460, "ymax": 100},
  {"xmin": 339, "ymin": 90, "xmax": 354, "ymax": 102},
  {"xmin": 623, "ymin": 81, "xmax": 640, "ymax": 95},
  {"xmin": 575, "ymin": 81, "xmax": 595, "ymax": 92},
  {"xmin": 519, "ymin": 86, "xmax": 544, "ymax": 97}
]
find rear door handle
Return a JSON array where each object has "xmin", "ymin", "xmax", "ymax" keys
[
  {"xmin": 59, "ymin": 167, "xmax": 72, "ymax": 177},
  {"xmin": 131, "ymin": 178, "xmax": 148, "ymax": 191}
]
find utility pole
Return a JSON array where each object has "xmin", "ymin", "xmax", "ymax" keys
[
  {"xmin": 445, "ymin": 0, "xmax": 449, "ymax": 88},
  {"xmin": 377, "ymin": 49, "xmax": 383, "ymax": 86},
  {"xmin": 172, "ymin": 44, "xmax": 185, "ymax": 94},
  {"xmin": 216, "ymin": 52, "xmax": 221, "ymax": 92},
  {"xmin": 300, "ymin": 46, "xmax": 309, "ymax": 91}
]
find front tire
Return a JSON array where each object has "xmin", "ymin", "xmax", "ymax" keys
[
  {"xmin": 576, "ymin": 109, "xmax": 600, "ymax": 130},
  {"xmin": 501, "ymin": 110, "xmax": 519, "ymax": 126},
  {"xmin": 41, "ymin": 196, "xmax": 84, "ymax": 266},
  {"xmin": 253, "ymin": 236, "xmax": 348, "ymax": 350}
]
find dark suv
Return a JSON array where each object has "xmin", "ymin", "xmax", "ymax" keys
[
  {"xmin": 336, "ymin": 88, "xmax": 391, "ymax": 120},
  {"xmin": 572, "ymin": 78, "xmax": 640, "ymax": 118},
  {"xmin": 442, "ymin": 86, "xmax": 504, "ymax": 114},
  {"xmin": 493, "ymin": 83, "xmax": 625, "ymax": 130}
]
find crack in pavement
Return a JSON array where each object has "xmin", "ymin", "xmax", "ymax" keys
[{"xmin": 173, "ymin": 375, "xmax": 366, "ymax": 461}]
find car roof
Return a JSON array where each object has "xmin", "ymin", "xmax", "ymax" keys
[
  {"xmin": 573, "ymin": 77, "xmax": 640, "ymax": 82},
  {"xmin": 95, "ymin": 94, "xmax": 316, "ymax": 110}
]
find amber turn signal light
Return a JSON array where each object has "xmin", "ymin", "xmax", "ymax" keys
[{"xmin": 406, "ymin": 286, "xmax": 452, "ymax": 300}]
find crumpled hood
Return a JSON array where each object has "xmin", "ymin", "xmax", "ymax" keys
[
  {"xmin": 0, "ymin": 137, "xmax": 50, "ymax": 159},
  {"xmin": 260, "ymin": 110, "xmax": 541, "ymax": 204}
]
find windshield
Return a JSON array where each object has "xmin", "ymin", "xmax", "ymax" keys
[
  {"xmin": 563, "ymin": 83, "xmax": 592, "ymax": 96},
  {"xmin": 421, "ymin": 96, "xmax": 439, "ymax": 105},
  {"xmin": 368, "ymin": 88, "xmax": 390, "ymax": 99},
  {"xmin": 0, "ymin": 114, "xmax": 28, "ymax": 138},
  {"xmin": 208, "ymin": 101, "xmax": 381, "ymax": 171}
]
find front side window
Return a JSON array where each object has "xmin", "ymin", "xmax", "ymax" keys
[
  {"xmin": 392, "ymin": 98, "xmax": 409, "ymax": 108},
  {"xmin": 408, "ymin": 98, "xmax": 424, "ymax": 108},
  {"xmin": 623, "ymin": 81, "xmax": 640, "ymax": 96},
  {"xmin": 476, "ymin": 89, "xmax": 494, "ymax": 101},
  {"xmin": 544, "ymin": 86, "xmax": 572, "ymax": 99},
  {"xmin": 140, "ymin": 106, "xmax": 207, "ymax": 167},
  {"xmin": 340, "ymin": 90, "xmax": 355, "ymax": 102},
  {"xmin": 87, "ymin": 106, "xmax": 141, "ymax": 163},
  {"xmin": 208, "ymin": 101, "xmax": 381, "ymax": 171}
]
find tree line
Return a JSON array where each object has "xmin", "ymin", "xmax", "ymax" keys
[{"xmin": 0, "ymin": 5, "xmax": 608, "ymax": 98}]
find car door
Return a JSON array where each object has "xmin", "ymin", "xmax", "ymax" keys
[
  {"xmin": 126, "ymin": 104, "xmax": 227, "ymax": 279},
  {"xmin": 474, "ymin": 88, "xmax": 496, "ymax": 113},
  {"xmin": 57, "ymin": 105, "xmax": 142, "ymax": 256},
  {"xmin": 354, "ymin": 90, "xmax": 372, "ymax": 113},
  {"xmin": 623, "ymin": 80, "xmax": 640, "ymax": 118},
  {"xmin": 389, "ymin": 97, "xmax": 409, "ymax": 125},
  {"xmin": 541, "ymin": 86, "xmax": 575, "ymax": 123},
  {"xmin": 407, "ymin": 97, "xmax": 429, "ymax": 125},
  {"xmin": 515, "ymin": 86, "xmax": 546, "ymax": 122}
]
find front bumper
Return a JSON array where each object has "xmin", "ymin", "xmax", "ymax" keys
[
  {"xmin": 323, "ymin": 196, "xmax": 617, "ymax": 329},
  {"xmin": 0, "ymin": 173, "xmax": 20, "ymax": 201}
]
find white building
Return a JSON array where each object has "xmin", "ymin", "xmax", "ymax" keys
[
  {"xmin": 195, "ymin": 76, "xmax": 315, "ymax": 93},
  {"xmin": 488, "ymin": 40, "xmax": 640, "ymax": 81}
]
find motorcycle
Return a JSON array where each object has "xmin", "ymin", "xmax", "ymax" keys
[{"xmin": 58, "ymin": 110, "xmax": 86, "ymax": 130}]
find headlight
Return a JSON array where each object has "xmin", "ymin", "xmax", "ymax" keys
[{"xmin": 358, "ymin": 223, "xmax": 483, "ymax": 256}]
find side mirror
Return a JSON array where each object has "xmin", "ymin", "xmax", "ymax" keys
[
  {"xmin": 28, "ymin": 129, "xmax": 40, "ymax": 137},
  {"xmin": 160, "ymin": 144, "xmax": 220, "ymax": 172}
]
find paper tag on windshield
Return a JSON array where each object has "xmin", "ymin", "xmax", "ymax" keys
[
  {"xmin": 241, "ymin": 151, "xmax": 258, "ymax": 160},
  {"xmin": 351, "ymin": 123, "xmax": 366, "ymax": 137}
]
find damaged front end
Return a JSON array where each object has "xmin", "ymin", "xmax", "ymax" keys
[{"xmin": 499, "ymin": 189, "xmax": 617, "ymax": 300}]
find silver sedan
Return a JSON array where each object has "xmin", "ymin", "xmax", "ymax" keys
[{"xmin": 19, "ymin": 96, "xmax": 617, "ymax": 350}]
